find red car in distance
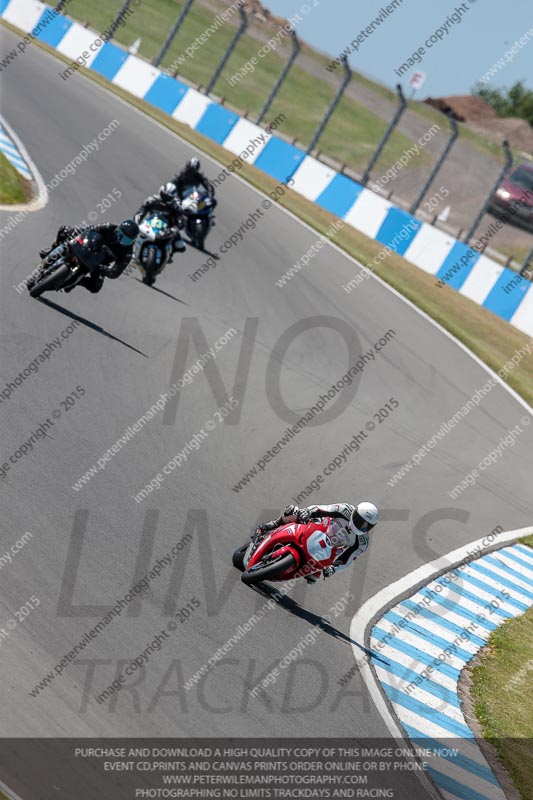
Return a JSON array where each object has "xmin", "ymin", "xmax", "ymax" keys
[{"xmin": 488, "ymin": 162, "xmax": 533, "ymax": 231}]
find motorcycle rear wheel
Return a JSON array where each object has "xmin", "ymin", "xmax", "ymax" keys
[
  {"xmin": 30, "ymin": 263, "xmax": 70, "ymax": 298},
  {"xmin": 241, "ymin": 552, "xmax": 296, "ymax": 585}
]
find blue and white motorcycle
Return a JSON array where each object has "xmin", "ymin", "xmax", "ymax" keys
[{"xmin": 133, "ymin": 213, "xmax": 176, "ymax": 286}]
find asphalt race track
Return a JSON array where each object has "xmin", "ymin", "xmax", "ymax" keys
[{"xmin": 1, "ymin": 26, "xmax": 532, "ymax": 799}]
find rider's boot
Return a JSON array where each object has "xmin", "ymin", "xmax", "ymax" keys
[{"xmin": 173, "ymin": 235, "xmax": 186, "ymax": 253}]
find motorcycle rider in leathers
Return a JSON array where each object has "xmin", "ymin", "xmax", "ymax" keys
[
  {"xmin": 134, "ymin": 182, "xmax": 186, "ymax": 263},
  {"xmin": 30, "ymin": 219, "xmax": 139, "ymax": 293},
  {"xmin": 256, "ymin": 502, "xmax": 379, "ymax": 584},
  {"xmin": 173, "ymin": 156, "xmax": 216, "ymax": 202}
]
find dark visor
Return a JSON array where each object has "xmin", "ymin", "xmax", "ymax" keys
[
  {"xmin": 352, "ymin": 510, "xmax": 375, "ymax": 533},
  {"xmin": 117, "ymin": 230, "xmax": 136, "ymax": 245}
]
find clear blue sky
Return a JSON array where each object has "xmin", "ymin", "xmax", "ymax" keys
[{"xmin": 264, "ymin": 0, "xmax": 533, "ymax": 97}]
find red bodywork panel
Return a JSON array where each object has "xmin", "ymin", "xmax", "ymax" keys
[{"xmin": 246, "ymin": 518, "xmax": 340, "ymax": 581}]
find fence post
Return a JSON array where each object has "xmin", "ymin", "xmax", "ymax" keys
[
  {"xmin": 361, "ymin": 84, "xmax": 406, "ymax": 186},
  {"xmin": 307, "ymin": 54, "xmax": 351, "ymax": 155},
  {"xmin": 256, "ymin": 31, "xmax": 300, "ymax": 125},
  {"xmin": 106, "ymin": 0, "xmax": 134, "ymax": 41},
  {"xmin": 205, "ymin": 3, "xmax": 249, "ymax": 95},
  {"xmin": 520, "ymin": 243, "xmax": 533, "ymax": 277},
  {"xmin": 410, "ymin": 112, "xmax": 458, "ymax": 214},
  {"xmin": 466, "ymin": 140, "xmax": 512, "ymax": 241},
  {"xmin": 153, "ymin": 0, "xmax": 195, "ymax": 68}
]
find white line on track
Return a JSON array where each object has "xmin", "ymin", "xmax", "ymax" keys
[
  {"xmin": 0, "ymin": 114, "xmax": 48, "ymax": 212},
  {"xmin": 0, "ymin": 776, "xmax": 26, "ymax": 800}
]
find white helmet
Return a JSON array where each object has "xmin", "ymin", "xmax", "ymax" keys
[
  {"xmin": 160, "ymin": 182, "xmax": 177, "ymax": 202},
  {"xmin": 349, "ymin": 502, "xmax": 379, "ymax": 536}
]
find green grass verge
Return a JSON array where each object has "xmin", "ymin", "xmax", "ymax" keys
[
  {"xmin": 0, "ymin": 151, "xmax": 28, "ymax": 204},
  {"xmin": 470, "ymin": 538, "xmax": 533, "ymax": 800},
  {"xmin": 496, "ymin": 243, "xmax": 531, "ymax": 266},
  {"xmin": 63, "ymin": 0, "xmax": 508, "ymax": 165},
  {"xmin": 4, "ymin": 18, "xmax": 533, "ymax": 409},
  {"xmin": 59, "ymin": 0, "xmax": 424, "ymax": 173}
]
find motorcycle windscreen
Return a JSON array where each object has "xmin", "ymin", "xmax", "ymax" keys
[
  {"xmin": 183, "ymin": 184, "xmax": 201, "ymax": 197},
  {"xmin": 146, "ymin": 215, "xmax": 168, "ymax": 232},
  {"xmin": 70, "ymin": 231, "xmax": 107, "ymax": 270}
]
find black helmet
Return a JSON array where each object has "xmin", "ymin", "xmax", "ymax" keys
[
  {"xmin": 115, "ymin": 219, "xmax": 139, "ymax": 246},
  {"xmin": 187, "ymin": 157, "xmax": 200, "ymax": 171},
  {"xmin": 160, "ymin": 181, "xmax": 177, "ymax": 203}
]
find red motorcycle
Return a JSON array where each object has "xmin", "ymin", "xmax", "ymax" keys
[{"xmin": 233, "ymin": 518, "xmax": 341, "ymax": 586}]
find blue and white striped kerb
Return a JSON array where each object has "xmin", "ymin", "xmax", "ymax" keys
[
  {"xmin": 0, "ymin": 122, "xmax": 32, "ymax": 181},
  {"xmin": 370, "ymin": 542, "xmax": 533, "ymax": 800},
  {"xmin": 3, "ymin": 0, "xmax": 533, "ymax": 335}
]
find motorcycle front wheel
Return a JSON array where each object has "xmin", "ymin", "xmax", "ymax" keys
[
  {"xmin": 142, "ymin": 248, "xmax": 157, "ymax": 286},
  {"xmin": 232, "ymin": 544, "xmax": 249, "ymax": 571},
  {"xmin": 30, "ymin": 263, "xmax": 70, "ymax": 298},
  {"xmin": 195, "ymin": 220, "xmax": 206, "ymax": 251},
  {"xmin": 241, "ymin": 552, "xmax": 296, "ymax": 585}
]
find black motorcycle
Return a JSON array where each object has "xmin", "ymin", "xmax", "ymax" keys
[
  {"xmin": 28, "ymin": 231, "xmax": 109, "ymax": 298},
  {"xmin": 180, "ymin": 186, "xmax": 215, "ymax": 251}
]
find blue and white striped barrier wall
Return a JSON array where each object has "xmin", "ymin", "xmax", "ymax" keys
[
  {"xmin": 3, "ymin": 0, "xmax": 533, "ymax": 336},
  {"xmin": 370, "ymin": 541, "xmax": 533, "ymax": 800},
  {"xmin": 0, "ymin": 120, "xmax": 32, "ymax": 180}
]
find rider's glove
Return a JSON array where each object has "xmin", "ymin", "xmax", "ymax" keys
[
  {"xmin": 282, "ymin": 504, "xmax": 299, "ymax": 522},
  {"xmin": 297, "ymin": 509, "xmax": 311, "ymax": 523},
  {"xmin": 323, "ymin": 566, "xmax": 336, "ymax": 579}
]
